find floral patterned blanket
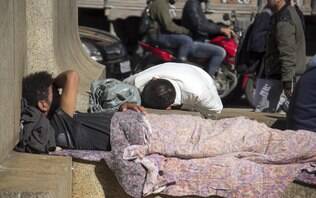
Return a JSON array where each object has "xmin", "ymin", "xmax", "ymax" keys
[{"xmin": 52, "ymin": 111, "xmax": 316, "ymax": 198}]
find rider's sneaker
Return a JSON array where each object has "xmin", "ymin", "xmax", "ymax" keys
[{"xmin": 214, "ymin": 80, "xmax": 221, "ymax": 90}]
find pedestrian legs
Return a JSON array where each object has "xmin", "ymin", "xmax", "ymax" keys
[{"xmin": 254, "ymin": 78, "xmax": 283, "ymax": 112}]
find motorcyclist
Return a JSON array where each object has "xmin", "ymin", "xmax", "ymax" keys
[
  {"xmin": 182, "ymin": 0, "xmax": 232, "ymax": 41},
  {"xmin": 147, "ymin": 0, "xmax": 193, "ymax": 62},
  {"xmin": 182, "ymin": 0, "xmax": 233, "ymax": 76}
]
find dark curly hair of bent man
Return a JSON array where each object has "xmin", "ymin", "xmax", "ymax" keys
[
  {"xmin": 22, "ymin": 71, "xmax": 54, "ymax": 107},
  {"xmin": 141, "ymin": 79, "xmax": 176, "ymax": 109}
]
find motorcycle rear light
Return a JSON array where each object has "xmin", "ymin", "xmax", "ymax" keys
[{"xmin": 225, "ymin": 56, "xmax": 235, "ymax": 65}]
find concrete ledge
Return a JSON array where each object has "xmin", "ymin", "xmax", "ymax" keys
[
  {"xmin": 72, "ymin": 160, "xmax": 129, "ymax": 198},
  {"xmin": 0, "ymin": 152, "xmax": 72, "ymax": 198},
  {"xmin": 72, "ymin": 159, "xmax": 316, "ymax": 198},
  {"xmin": 220, "ymin": 108, "xmax": 286, "ymax": 129},
  {"xmin": 147, "ymin": 108, "xmax": 287, "ymax": 129}
]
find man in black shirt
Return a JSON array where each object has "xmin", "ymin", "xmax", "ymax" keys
[{"xmin": 21, "ymin": 70, "xmax": 145, "ymax": 152}]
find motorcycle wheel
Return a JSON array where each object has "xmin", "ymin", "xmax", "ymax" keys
[
  {"xmin": 215, "ymin": 66, "xmax": 238, "ymax": 99},
  {"xmin": 221, "ymin": 75, "xmax": 244, "ymax": 104},
  {"xmin": 244, "ymin": 75, "xmax": 256, "ymax": 108}
]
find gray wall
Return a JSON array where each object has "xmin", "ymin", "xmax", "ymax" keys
[
  {"xmin": 0, "ymin": 0, "xmax": 105, "ymax": 163},
  {"xmin": 26, "ymin": 0, "xmax": 105, "ymax": 111},
  {"xmin": 0, "ymin": 0, "xmax": 26, "ymax": 163}
]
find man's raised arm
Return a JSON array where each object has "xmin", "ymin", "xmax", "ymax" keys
[{"xmin": 53, "ymin": 70, "xmax": 79, "ymax": 117}]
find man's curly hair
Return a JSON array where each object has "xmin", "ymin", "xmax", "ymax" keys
[{"xmin": 22, "ymin": 71, "xmax": 54, "ymax": 107}]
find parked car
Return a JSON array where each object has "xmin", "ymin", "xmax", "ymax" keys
[{"xmin": 79, "ymin": 26, "xmax": 131, "ymax": 80}]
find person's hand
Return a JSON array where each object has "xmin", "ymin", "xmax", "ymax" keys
[
  {"xmin": 119, "ymin": 102, "xmax": 146, "ymax": 113},
  {"xmin": 220, "ymin": 27, "xmax": 233, "ymax": 38},
  {"xmin": 284, "ymin": 88, "xmax": 293, "ymax": 98},
  {"xmin": 283, "ymin": 81, "xmax": 293, "ymax": 98}
]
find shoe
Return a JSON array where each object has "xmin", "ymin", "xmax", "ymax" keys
[{"xmin": 214, "ymin": 81, "xmax": 221, "ymax": 90}]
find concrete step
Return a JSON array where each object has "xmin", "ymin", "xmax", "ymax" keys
[
  {"xmin": 147, "ymin": 107, "xmax": 287, "ymax": 129},
  {"xmin": 0, "ymin": 151, "xmax": 72, "ymax": 198}
]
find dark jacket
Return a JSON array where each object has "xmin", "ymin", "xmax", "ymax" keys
[
  {"xmin": 147, "ymin": 0, "xmax": 190, "ymax": 38},
  {"xmin": 287, "ymin": 65, "xmax": 316, "ymax": 132},
  {"xmin": 236, "ymin": 7, "xmax": 272, "ymax": 73},
  {"xmin": 294, "ymin": 4, "xmax": 306, "ymax": 33},
  {"xmin": 15, "ymin": 99, "xmax": 56, "ymax": 154},
  {"xmin": 262, "ymin": 4, "xmax": 306, "ymax": 82},
  {"xmin": 182, "ymin": 0, "xmax": 221, "ymax": 40},
  {"xmin": 247, "ymin": 8, "xmax": 273, "ymax": 54}
]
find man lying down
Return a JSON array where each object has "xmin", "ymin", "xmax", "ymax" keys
[{"xmin": 18, "ymin": 70, "xmax": 316, "ymax": 198}]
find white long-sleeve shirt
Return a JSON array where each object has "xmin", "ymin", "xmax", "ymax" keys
[{"xmin": 124, "ymin": 62, "xmax": 223, "ymax": 116}]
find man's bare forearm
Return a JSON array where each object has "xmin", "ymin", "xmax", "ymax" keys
[
  {"xmin": 53, "ymin": 70, "xmax": 80, "ymax": 117},
  {"xmin": 53, "ymin": 70, "xmax": 78, "ymax": 88}
]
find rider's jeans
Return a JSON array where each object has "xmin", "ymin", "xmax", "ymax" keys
[
  {"xmin": 190, "ymin": 42, "xmax": 226, "ymax": 76},
  {"xmin": 155, "ymin": 33, "xmax": 193, "ymax": 61}
]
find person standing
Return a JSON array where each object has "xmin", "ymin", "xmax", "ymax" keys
[
  {"xmin": 253, "ymin": 0, "xmax": 306, "ymax": 113},
  {"xmin": 287, "ymin": 55, "xmax": 316, "ymax": 132}
]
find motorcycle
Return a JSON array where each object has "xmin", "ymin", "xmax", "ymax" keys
[
  {"xmin": 133, "ymin": 26, "xmax": 243, "ymax": 99},
  {"xmin": 133, "ymin": 37, "xmax": 238, "ymax": 99},
  {"xmin": 132, "ymin": 10, "xmax": 248, "ymax": 99}
]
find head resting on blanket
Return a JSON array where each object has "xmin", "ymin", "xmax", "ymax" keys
[{"xmin": 141, "ymin": 78, "xmax": 176, "ymax": 110}]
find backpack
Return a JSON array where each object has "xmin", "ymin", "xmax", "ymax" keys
[
  {"xmin": 89, "ymin": 78, "xmax": 141, "ymax": 113},
  {"xmin": 139, "ymin": 3, "xmax": 152, "ymax": 37}
]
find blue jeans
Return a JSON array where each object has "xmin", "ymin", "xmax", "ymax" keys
[
  {"xmin": 190, "ymin": 42, "xmax": 226, "ymax": 76},
  {"xmin": 155, "ymin": 33, "xmax": 193, "ymax": 61}
]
